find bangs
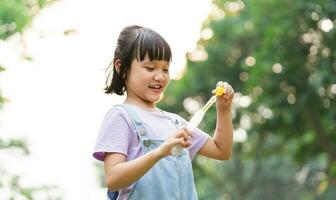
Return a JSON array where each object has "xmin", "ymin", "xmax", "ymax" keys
[{"xmin": 133, "ymin": 29, "xmax": 172, "ymax": 62}]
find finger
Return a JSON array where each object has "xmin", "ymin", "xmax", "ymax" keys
[
  {"xmin": 172, "ymin": 138, "xmax": 185, "ymax": 146},
  {"xmin": 174, "ymin": 130, "xmax": 189, "ymax": 144},
  {"xmin": 184, "ymin": 134, "xmax": 191, "ymax": 142},
  {"xmin": 216, "ymin": 81, "xmax": 225, "ymax": 88},
  {"xmin": 228, "ymin": 85, "xmax": 234, "ymax": 93},
  {"xmin": 229, "ymin": 87, "xmax": 235, "ymax": 97},
  {"xmin": 229, "ymin": 88, "xmax": 235, "ymax": 98},
  {"xmin": 224, "ymin": 87, "xmax": 232, "ymax": 97},
  {"xmin": 184, "ymin": 127, "xmax": 191, "ymax": 133},
  {"xmin": 223, "ymin": 82, "xmax": 230, "ymax": 93},
  {"xmin": 178, "ymin": 138, "xmax": 188, "ymax": 147},
  {"xmin": 179, "ymin": 131, "xmax": 188, "ymax": 140},
  {"xmin": 174, "ymin": 129, "xmax": 186, "ymax": 138},
  {"xmin": 183, "ymin": 128, "xmax": 192, "ymax": 136},
  {"xmin": 224, "ymin": 85, "xmax": 234, "ymax": 97},
  {"xmin": 186, "ymin": 141, "xmax": 192, "ymax": 148}
]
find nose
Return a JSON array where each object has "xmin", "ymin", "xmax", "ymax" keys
[{"xmin": 153, "ymin": 71, "xmax": 166, "ymax": 81}]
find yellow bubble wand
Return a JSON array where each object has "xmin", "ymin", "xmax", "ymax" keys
[{"xmin": 171, "ymin": 86, "xmax": 225, "ymax": 156}]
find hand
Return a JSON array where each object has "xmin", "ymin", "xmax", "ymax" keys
[
  {"xmin": 212, "ymin": 81, "xmax": 235, "ymax": 109},
  {"xmin": 155, "ymin": 128, "xmax": 192, "ymax": 158}
]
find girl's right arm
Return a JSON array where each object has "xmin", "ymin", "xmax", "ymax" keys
[{"xmin": 104, "ymin": 128, "xmax": 192, "ymax": 191}]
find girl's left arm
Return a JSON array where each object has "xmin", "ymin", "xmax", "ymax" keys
[{"xmin": 198, "ymin": 81, "xmax": 234, "ymax": 160}]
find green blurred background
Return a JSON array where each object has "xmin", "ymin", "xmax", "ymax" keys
[
  {"xmin": 160, "ymin": 0, "xmax": 336, "ymax": 199},
  {"xmin": 1, "ymin": 0, "xmax": 335, "ymax": 199}
]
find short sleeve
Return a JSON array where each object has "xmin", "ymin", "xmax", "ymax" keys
[
  {"xmin": 174, "ymin": 114, "xmax": 209, "ymax": 159},
  {"xmin": 92, "ymin": 107, "xmax": 133, "ymax": 161}
]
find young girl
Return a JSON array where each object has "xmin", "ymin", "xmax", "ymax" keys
[{"xmin": 93, "ymin": 25, "xmax": 234, "ymax": 200}]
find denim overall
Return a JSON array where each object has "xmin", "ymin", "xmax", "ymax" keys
[{"xmin": 107, "ymin": 104, "xmax": 198, "ymax": 200}]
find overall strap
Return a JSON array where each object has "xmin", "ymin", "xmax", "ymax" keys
[{"xmin": 113, "ymin": 104, "xmax": 148, "ymax": 141}]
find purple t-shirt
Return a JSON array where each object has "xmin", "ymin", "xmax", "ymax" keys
[{"xmin": 92, "ymin": 104, "xmax": 209, "ymax": 199}]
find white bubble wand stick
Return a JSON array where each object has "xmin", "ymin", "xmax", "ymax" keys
[{"xmin": 171, "ymin": 86, "xmax": 225, "ymax": 156}]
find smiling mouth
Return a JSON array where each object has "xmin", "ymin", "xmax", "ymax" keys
[{"xmin": 149, "ymin": 85, "xmax": 162, "ymax": 89}]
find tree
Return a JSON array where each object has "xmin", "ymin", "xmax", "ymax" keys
[
  {"xmin": 160, "ymin": 0, "xmax": 336, "ymax": 199},
  {"xmin": 0, "ymin": 0, "xmax": 53, "ymax": 40},
  {"xmin": 0, "ymin": 0, "xmax": 61, "ymax": 199}
]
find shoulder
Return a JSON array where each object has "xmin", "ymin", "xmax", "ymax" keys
[
  {"xmin": 104, "ymin": 105, "xmax": 130, "ymax": 120},
  {"xmin": 101, "ymin": 105, "xmax": 134, "ymax": 128}
]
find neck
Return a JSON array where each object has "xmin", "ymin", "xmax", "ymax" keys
[{"xmin": 124, "ymin": 97, "xmax": 157, "ymax": 112}]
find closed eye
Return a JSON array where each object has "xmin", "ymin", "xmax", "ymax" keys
[{"xmin": 144, "ymin": 67, "xmax": 154, "ymax": 71}]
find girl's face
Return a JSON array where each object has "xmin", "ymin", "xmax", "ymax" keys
[{"xmin": 125, "ymin": 54, "xmax": 170, "ymax": 108}]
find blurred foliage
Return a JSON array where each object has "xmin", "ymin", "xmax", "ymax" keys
[
  {"xmin": 0, "ymin": 0, "xmax": 56, "ymax": 104},
  {"xmin": 0, "ymin": 138, "xmax": 29, "ymax": 154},
  {"xmin": 0, "ymin": 0, "xmax": 60, "ymax": 199},
  {"xmin": 0, "ymin": 139, "xmax": 62, "ymax": 200},
  {"xmin": 95, "ymin": 162, "xmax": 106, "ymax": 188},
  {"xmin": 0, "ymin": 0, "xmax": 54, "ymax": 40},
  {"xmin": 160, "ymin": 0, "xmax": 336, "ymax": 199}
]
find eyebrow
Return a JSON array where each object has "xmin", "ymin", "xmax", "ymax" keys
[
  {"xmin": 141, "ymin": 61, "xmax": 155, "ymax": 67},
  {"xmin": 142, "ymin": 61, "xmax": 152, "ymax": 64},
  {"xmin": 141, "ymin": 60, "xmax": 169, "ymax": 68}
]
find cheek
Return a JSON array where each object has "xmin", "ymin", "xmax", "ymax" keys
[
  {"xmin": 167, "ymin": 73, "xmax": 171, "ymax": 80},
  {"xmin": 165, "ymin": 76, "xmax": 171, "ymax": 86},
  {"xmin": 167, "ymin": 74, "xmax": 171, "ymax": 81}
]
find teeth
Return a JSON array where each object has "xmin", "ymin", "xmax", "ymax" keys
[{"xmin": 150, "ymin": 85, "xmax": 161, "ymax": 89}]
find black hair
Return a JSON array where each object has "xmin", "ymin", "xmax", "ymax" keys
[{"xmin": 104, "ymin": 25, "xmax": 172, "ymax": 95}]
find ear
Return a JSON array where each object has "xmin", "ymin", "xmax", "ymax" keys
[{"xmin": 114, "ymin": 59, "xmax": 122, "ymax": 74}]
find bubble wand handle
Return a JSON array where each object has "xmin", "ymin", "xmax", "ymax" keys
[{"xmin": 170, "ymin": 86, "xmax": 225, "ymax": 156}]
